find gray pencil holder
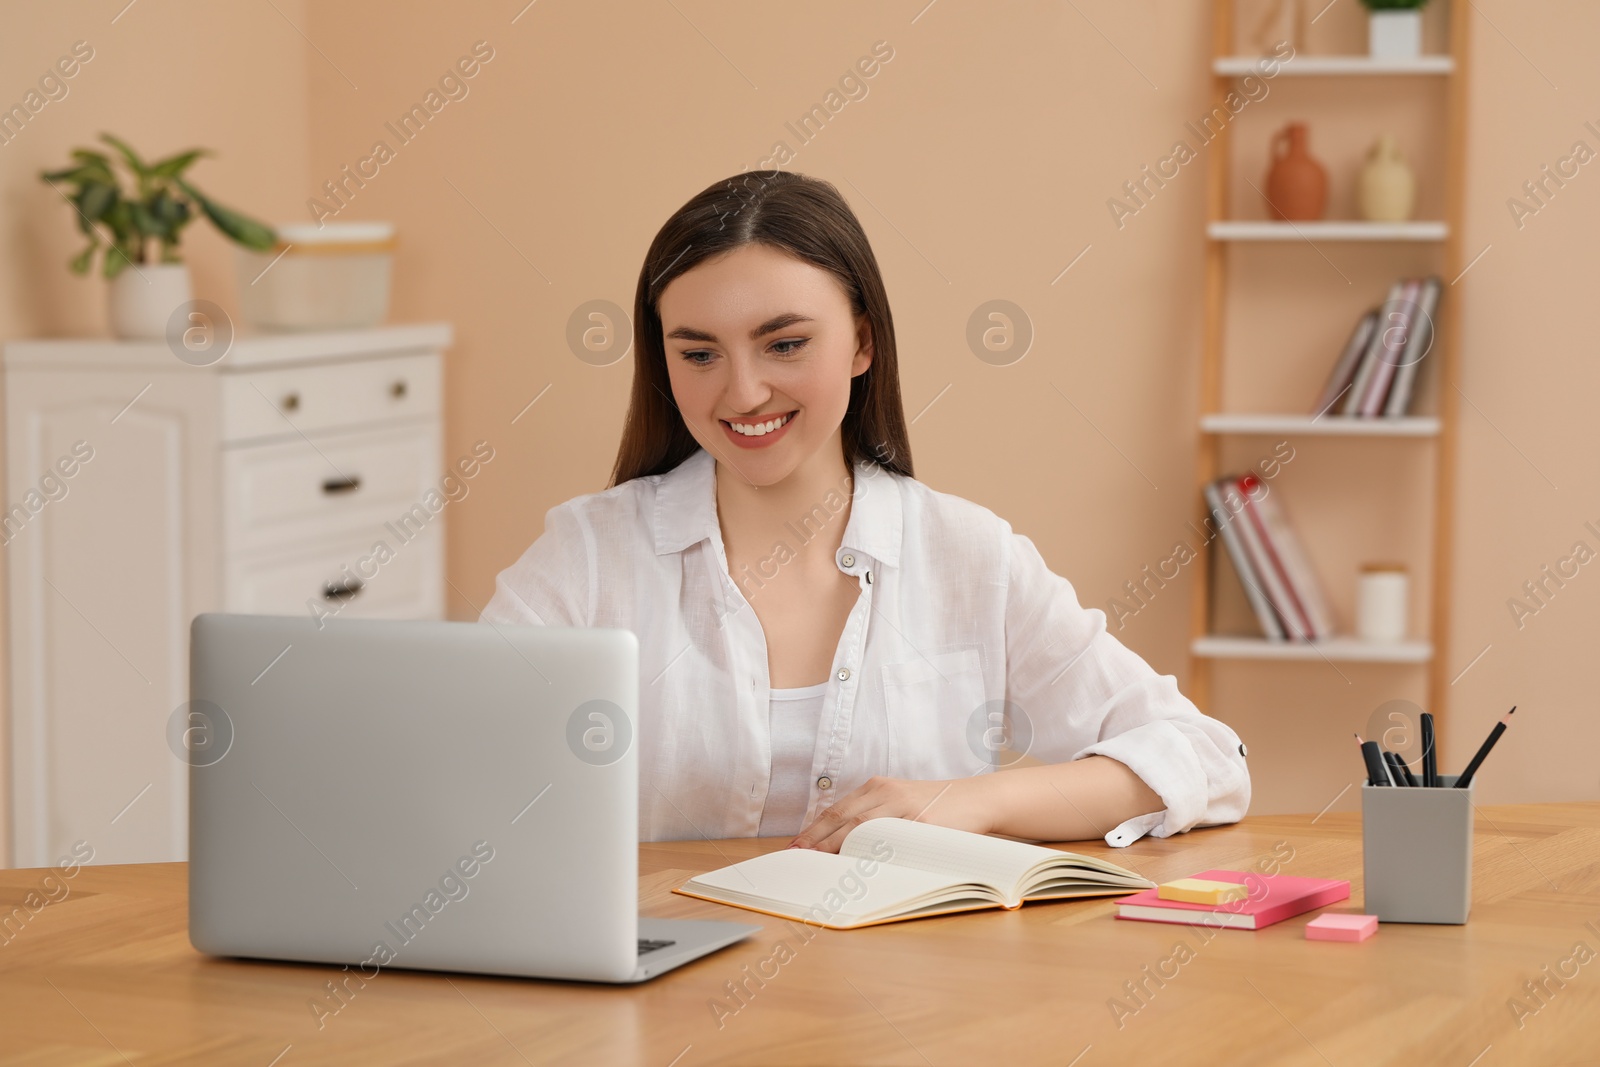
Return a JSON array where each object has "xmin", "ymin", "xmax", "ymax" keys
[{"xmin": 1361, "ymin": 774, "xmax": 1472, "ymax": 924}]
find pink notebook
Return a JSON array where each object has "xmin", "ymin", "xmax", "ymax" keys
[{"xmin": 1115, "ymin": 869, "xmax": 1349, "ymax": 930}]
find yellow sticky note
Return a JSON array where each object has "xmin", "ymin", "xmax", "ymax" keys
[{"xmin": 1158, "ymin": 878, "xmax": 1248, "ymax": 905}]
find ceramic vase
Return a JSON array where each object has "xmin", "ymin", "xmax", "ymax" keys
[
  {"xmin": 1357, "ymin": 135, "xmax": 1416, "ymax": 221},
  {"xmin": 1264, "ymin": 122, "xmax": 1327, "ymax": 221}
]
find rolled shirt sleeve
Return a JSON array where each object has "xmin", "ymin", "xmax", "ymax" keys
[
  {"xmin": 479, "ymin": 503, "xmax": 593, "ymax": 627},
  {"xmin": 1002, "ymin": 529, "xmax": 1250, "ymax": 846}
]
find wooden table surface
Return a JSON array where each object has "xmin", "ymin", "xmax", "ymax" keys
[{"xmin": 2, "ymin": 802, "xmax": 1597, "ymax": 1066}]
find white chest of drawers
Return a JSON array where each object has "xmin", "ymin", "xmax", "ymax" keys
[{"xmin": 2, "ymin": 322, "xmax": 451, "ymax": 868}]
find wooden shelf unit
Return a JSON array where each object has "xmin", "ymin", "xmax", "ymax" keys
[{"xmin": 1189, "ymin": 1, "xmax": 1470, "ymax": 729}]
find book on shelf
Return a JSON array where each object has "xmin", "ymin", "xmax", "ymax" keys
[
  {"xmin": 1355, "ymin": 278, "xmax": 1420, "ymax": 416},
  {"xmin": 1317, "ymin": 275, "xmax": 1441, "ymax": 419},
  {"xmin": 1341, "ymin": 280, "xmax": 1405, "ymax": 416},
  {"xmin": 1238, "ymin": 473, "xmax": 1335, "ymax": 638},
  {"xmin": 1203, "ymin": 479, "xmax": 1286, "ymax": 640},
  {"xmin": 1205, "ymin": 474, "xmax": 1333, "ymax": 642},
  {"xmin": 1383, "ymin": 275, "xmax": 1441, "ymax": 416},
  {"xmin": 672, "ymin": 817, "xmax": 1154, "ymax": 930},
  {"xmin": 1313, "ymin": 309, "xmax": 1377, "ymax": 417}
]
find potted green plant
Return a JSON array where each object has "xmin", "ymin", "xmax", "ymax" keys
[
  {"xmin": 40, "ymin": 133, "xmax": 275, "ymax": 339},
  {"xmin": 1362, "ymin": 0, "xmax": 1429, "ymax": 60}
]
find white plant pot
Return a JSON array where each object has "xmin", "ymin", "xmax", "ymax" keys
[
  {"xmin": 1368, "ymin": 10, "xmax": 1423, "ymax": 60},
  {"xmin": 107, "ymin": 262, "xmax": 192, "ymax": 340}
]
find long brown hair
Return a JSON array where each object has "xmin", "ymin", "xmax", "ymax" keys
[{"xmin": 607, "ymin": 170, "xmax": 914, "ymax": 488}]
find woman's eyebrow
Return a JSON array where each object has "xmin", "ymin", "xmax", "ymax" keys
[{"xmin": 665, "ymin": 312, "xmax": 814, "ymax": 343}]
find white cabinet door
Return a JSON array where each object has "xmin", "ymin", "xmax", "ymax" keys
[{"xmin": 5, "ymin": 372, "xmax": 220, "ymax": 868}]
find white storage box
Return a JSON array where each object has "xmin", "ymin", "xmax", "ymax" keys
[{"xmin": 237, "ymin": 221, "xmax": 395, "ymax": 331}]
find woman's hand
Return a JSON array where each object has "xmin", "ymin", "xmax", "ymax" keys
[
  {"xmin": 786, "ymin": 775, "xmax": 993, "ymax": 853},
  {"xmin": 785, "ymin": 758, "xmax": 1166, "ymax": 852}
]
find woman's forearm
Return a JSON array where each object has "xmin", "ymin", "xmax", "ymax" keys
[{"xmin": 964, "ymin": 755, "xmax": 1164, "ymax": 842}]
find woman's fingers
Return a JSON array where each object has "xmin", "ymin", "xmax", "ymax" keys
[
  {"xmin": 789, "ymin": 779, "xmax": 884, "ymax": 852},
  {"xmin": 790, "ymin": 776, "xmax": 992, "ymax": 852}
]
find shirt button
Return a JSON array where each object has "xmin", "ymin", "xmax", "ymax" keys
[
  {"xmin": 865, "ymin": 570, "xmax": 873, "ymax": 585},
  {"xmin": 817, "ymin": 776, "xmax": 833, "ymax": 789},
  {"xmin": 1238, "ymin": 743, "xmax": 1248, "ymax": 757},
  {"xmin": 840, "ymin": 553, "xmax": 855, "ymax": 568},
  {"xmin": 836, "ymin": 667, "xmax": 851, "ymax": 681}
]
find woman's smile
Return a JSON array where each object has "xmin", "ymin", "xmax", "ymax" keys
[{"xmin": 721, "ymin": 409, "xmax": 797, "ymax": 448}]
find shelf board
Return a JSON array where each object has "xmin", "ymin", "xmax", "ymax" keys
[
  {"xmin": 1201, "ymin": 414, "xmax": 1441, "ymax": 437},
  {"xmin": 4, "ymin": 322, "xmax": 455, "ymax": 371},
  {"xmin": 1214, "ymin": 55, "xmax": 1455, "ymax": 77},
  {"xmin": 1208, "ymin": 220, "xmax": 1449, "ymax": 241},
  {"xmin": 1192, "ymin": 636, "xmax": 1433, "ymax": 663}
]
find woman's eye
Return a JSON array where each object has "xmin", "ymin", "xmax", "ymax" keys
[
  {"xmin": 772, "ymin": 338, "xmax": 809, "ymax": 356},
  {"xmin": 682, "ymin": 350, "xmax": 715, "ymax": 365}
]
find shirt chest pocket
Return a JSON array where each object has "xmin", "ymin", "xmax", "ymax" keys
[{"xmin": 880, "ymin": 647, "xmax": 991, "ymax": 780}]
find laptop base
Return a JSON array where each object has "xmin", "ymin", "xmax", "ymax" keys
[{"xmin": 629, "ymin": 916, "xmax": 762, "ymax": 983}]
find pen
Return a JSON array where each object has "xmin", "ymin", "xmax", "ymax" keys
[
  {"xmin": 1455, "ymin": 706, "xmax": 1516, "ymax": 788},
  {"xmin": 1358, "ymin": 734, "xmax": 1392, "ymax": 786},
  {"xmin": 1421, "ymin": 712, "xmax": 1438, "ymax": 787},
  {"xmin": 1384, "ymin": 750, "xmax": 1417, "ymax": 787},
  {"xmin": 1382, "ymin": 750, "xmax": 1407, "ymax": 786},
  {"xmin": 1382, "ymin": 755, "xmax": 1420, "ymax": 790},
  {"xmin": 1398, "ymin": 753, "xmax": 1419, "ymax": 787}
]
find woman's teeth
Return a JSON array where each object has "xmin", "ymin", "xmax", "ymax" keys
[{"xmin": 728, "ymin": 412, "xmax": 794, "ymax": 436}]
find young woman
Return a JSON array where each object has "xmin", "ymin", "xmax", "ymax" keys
[{"xmin": 481, "ymin": 171, "xmax": 1249, "ymax": 853}]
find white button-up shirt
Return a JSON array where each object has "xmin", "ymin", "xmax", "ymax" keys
[{"xmin": 479, "ymin": 447, "xmax": 1250, "ymax": 846}]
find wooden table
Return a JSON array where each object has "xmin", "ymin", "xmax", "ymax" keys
[{"xmin": 2, "ymin": 803, "xmax": 1597, "ymax": 1065}]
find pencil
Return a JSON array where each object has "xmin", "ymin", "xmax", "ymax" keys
[{"xmin": 1455, "ymin": 706, "xmax": 1516, "ymax": 788}]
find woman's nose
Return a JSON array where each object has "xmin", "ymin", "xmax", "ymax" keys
[{"xmin": 723, "ymin": 351, "xmax": 771, "ymax": 411}]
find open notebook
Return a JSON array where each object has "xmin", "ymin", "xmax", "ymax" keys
[{"xmin": 673, "ymin": 817, "xmax": 1155, "ymax": 930}]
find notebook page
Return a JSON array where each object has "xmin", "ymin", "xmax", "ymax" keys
[
  {"xmin": 840, "ymin": 818, "xmax": 1076, "ymax": 900},
  {"xmin": 684, "ymin": 848, "xmax": 980, "ymax": 925}
]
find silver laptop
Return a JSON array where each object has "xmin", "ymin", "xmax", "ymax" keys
[{"xmin": 187, "ymin": 613, "xmax": 757, "ymax": 983}]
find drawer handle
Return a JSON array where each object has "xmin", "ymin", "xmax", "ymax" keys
[
  {"xmin": 281, "ymin": 391, "xmax": 301, "ymax": 412},
  {"xmin": 323, "ymin": 578, "xmax": 364, "ymax": 601},
  {"xmin": 390, "ymin": 379, "xmax": 408, "ymax": 399},
  {"xmin": 322, "ymin": 475, "xmax": 362, "ymax": 495}
]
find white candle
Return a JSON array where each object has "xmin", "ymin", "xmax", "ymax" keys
[{"xmin": 1357, "ymin": 564, "xmax": 1409, "ymax": 643}]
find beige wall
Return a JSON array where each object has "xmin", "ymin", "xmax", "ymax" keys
[{"xmin": 3, "ymin": 1, "xmax": 1595, "ymax": 856}]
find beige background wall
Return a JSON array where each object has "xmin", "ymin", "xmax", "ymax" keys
[{"xmin": 2, "ymin": 1, "xmax": 1596, "ymax": 861}]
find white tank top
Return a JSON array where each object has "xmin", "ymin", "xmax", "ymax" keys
[{"xmin": 757, "ymin": 681, "xmax": 829, "ymax": 837}]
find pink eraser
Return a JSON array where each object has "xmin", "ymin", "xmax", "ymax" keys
[{"xmin": 1306, "ymin": 913, "xmax": 1377, "ymax": 942}]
